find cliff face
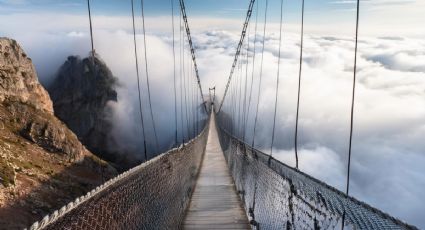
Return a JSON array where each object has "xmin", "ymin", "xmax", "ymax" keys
[
  {"xmin": 0, "ymin": 38, "xmax": 116, "ymax": 229},
  {"xmin": 48, "ymin": 55, "xmax": 129, "ymax": 169},
  {"xmin": 0, "ymin": 38, "xmax": 53, "ymax": 114}
]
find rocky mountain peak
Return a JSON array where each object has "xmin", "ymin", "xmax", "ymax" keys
[
  {"xmin": 48, "ymin": 54, "xmax": 120, "ymax": 166},
  {"xmin": 0, "ymin": 38, "xmax": 53, "ymax": 114}
]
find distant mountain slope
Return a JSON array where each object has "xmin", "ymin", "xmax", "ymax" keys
[
  {"xmin": 48, "ymin": 55, "xmax": 140, "ymax": 170},
  {"xmin": 0, "ymin": 38, "xmax": 117, "ymax": 229}
]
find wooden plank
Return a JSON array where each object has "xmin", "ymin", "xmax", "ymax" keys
[{"xmin": 183, "ymin": 114, "xmax": 250, "ymax": 229}]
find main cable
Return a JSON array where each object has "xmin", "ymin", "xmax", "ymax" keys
[
  {"xmin": 294, "ymin": 0, "xmax": 304, "ymax": 169},
  {"xmin": 131, "ymin": 0, "xmax": 148, "ymax": 161},
  {"xmin": 217, "ymin": 0, "xmax": 256, "ymax": 113},
  {"xmin": 140, "ymin": 0, "xmax": 160, "ymax": 152},
  {"xmin": 270, "ymin": 0, "xmax": 284, "ymax": 160},
  {"xmin": 244, "ymin": 0, "xmax": 259, "ymax": 142},
  {"xmin": 179, "ymin": 0, "xmax": 208, "ymax": 113}
]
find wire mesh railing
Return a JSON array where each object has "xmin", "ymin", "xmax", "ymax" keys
[
  {"xmin": 28, "ymin": 119, "xmax": 209, "ymax": 230},
  {"xmin": 215, "ymin": 115, "xmax": 418, "ymax": 230}
]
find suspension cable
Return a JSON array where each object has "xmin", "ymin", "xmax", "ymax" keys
[
  {"xmin": 294, "ymin": 0, "xmax": 304, "ymax": 169},
  {"xmin": 188, "ymin": 51, "xmax": 193, "ymax": 138},
  {"xmin": 188, "ymin": 59, "xmax": 192, "ymax": 138},
  {"xmin": 192, "ymin": 67, "xmax": 196, "ymax": 137},
  {"xmin": 171, "ymin": 0, "xmax": 178, "ymax": 146},
  {"xmin": 234, "ymin": 77, "xmax": 237, "ymax": 134},
  {"xmin": 270, "ymin": 0, "xmax": 284, "ymax": 160},
  {"xmin": 236, "ymin": 57, "xmax": 242, "ymax": 137},
  {"xmin": 235, "ymin": 62, "xmax": 240, "ymax": 136},
  {"xmin": 244, "ymin": 0, "xmax": 259, "ymax": 141},
  {"xmin": 191, "ymin": 67, "xmax": 194, "ymax": 137},
  {"xmin": 191, "ymin": 54, "xmax": 195, "ymax": 138},
  {"xmin": 87, "ymin": 0, "xmax": 95, "ymax": 65},
  {"xmin": 242, "ymin": 15, "xmax": 251, "ymax": 142},
  {"xmin": 140, "ymin": 0, "xmax": 160, "ymax": 152},
  {"xmin": 239, "ymin": 52, "xmax": 245, "ymax": 137},
  {"xmin": 179, "ymin": 0, "xmax": 208, "ymax": 113},
  {"xmin": 182, "ymin": 25, "xmax": 190, "ymax": 141},
  {"xmin": 230, "ymin": 77, "xmax": 236, "ymax": 135},
  {"xmin": 347, "ymin": 0, "xmax": 360, "ymax": 197},
  {"xmin": 217, "ymin": 0, "xmax": 256, "ymax": 114},
  {"xmin": 179, "ymin": 11, "xmax": 185, "ymax": 143},
  {"xmin": 131, "ymin": 0, "xmax": 148, "ymax": 161},
  {"xmin": 239, "ymin": 58, "xmax": 244, "ymax": 137},
  {"xmin": 342, "ymin": 1, "xmax": 360, "ymax": 228},
  {"xmin": 239, "ymin": 51, "xmax": 245, "ymax": 137},
  {"xmin": 252, "ymin": 0, "xmax": 269, "ymax": 148},
  {"xmin": 196, "ymin": 82, "xmax": 199, "ymax": 134},
  {"xmin": 193, "ymin": 67, "xmax": 197, "ymax": 137},
  {"xmin": 186, "ymin": 34, "xmax": 191, "ymax": 138}
]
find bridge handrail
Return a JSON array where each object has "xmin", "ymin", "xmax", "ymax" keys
[
  {"xmin": 215, "ymin": 115, "xmax": 418, "ymax": 230},
  {"xmin": 28, "ymin": 117, "xmax": 210, "ymax": 230}
]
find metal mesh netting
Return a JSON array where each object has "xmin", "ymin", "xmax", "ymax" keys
[
  {"xmin": 215, "ymin": 120, "xmax": 418, "ymax": 230},
  {"xmin": 29, "ymin": 123, "xmax": 209, "ymax": 230}
]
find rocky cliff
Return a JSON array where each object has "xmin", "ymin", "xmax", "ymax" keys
[
  {"xmin": 0, "ymin": 38, "xmax": 53, "ymax": 113},
  {"xmin": 0, "ymin": 38, "xmax": 117, "ymax": 229},
  {"xmin": 48, "ymin": 55, "xmax": 135, "ymax": 170}
]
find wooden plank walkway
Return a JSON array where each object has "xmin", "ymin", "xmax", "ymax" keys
[{"xmin": 183, "ymin": 114, "xmax": 250, "ymax": 230}]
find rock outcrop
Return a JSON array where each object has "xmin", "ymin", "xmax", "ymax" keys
[
  {"xmin": 0, "ymin": 38, "xmax": 53, "ymax": 114},
  {"xmin": 0, "ymin": 38, "xmax": 117, "ymax": 229},
  {"xmin": 48, "ymin": 55, "xmax": 124, "ymax": 168}
]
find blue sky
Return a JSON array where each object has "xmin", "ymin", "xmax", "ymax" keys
[
  {"xmin": 0, "ymin": 0, "xmax": 332, "ymax": 17},
  {"xmin": 0, "ymin": 0, "xmax": 358, "ymax": 21},
  {"xmin": 1, "ymin": 0, "xmax": 423, "ymax": 37}
]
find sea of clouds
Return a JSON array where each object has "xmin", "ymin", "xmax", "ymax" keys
[{"xmin": 1, "ymin": 9, "xmax": 424, "ymax": 227}]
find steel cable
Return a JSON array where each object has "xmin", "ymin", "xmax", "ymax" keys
[
  {"xmin": 87, "ymin": 0, "xmax": 95, "ymax": 65},
  {"xmin": 346, "ymin": 0, "xmax": 360, "ymax": 197},
  {"xmin": 217, "ymin": 0, "xmax": 256, "ymax": 113},
  {"xmin": 294, "ymin": 0, "xmax": 305, "ymax": 169},
  {"xmin": 244, "ymin": 0, "xmax": 259, "ymax": 142},
  {"xmin": 140, "ymin": 0, "xmax": 160, "ymax": 153},
  {"xmin": 252, "ymin": 0, "xmax": 268, "ymax": 148},
  {"xmin": 182, "ymin": 25, "xmax": 190, "ymax": 141},
  {"xmin": 179, "ymin": 11, "xmax": 185, "ymax": 143},
  {"xmin": 130, "ymin": 0, "xmax": 148, "ymax": 161},
  {"xmin": 242, "ymin": 16, "xmax": 251, "ymax": 142},
  {"xmin": 179, "ymin": 0, "xmax": 208, "ymax": 113},
  {"xmin": 171, "ymin": 0, "xmax": 178, "ymax": 146},
  {"xmin": 270, "ymin": 0, "xmax": 284, "ymax": 160}
]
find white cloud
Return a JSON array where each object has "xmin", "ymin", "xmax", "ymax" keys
[
  {"xmin": 214, "ymin": 29, "xmax": 425, "ymax": 227},
  {"xmin": 67, "ymin": 31, "xmax": 85, "ymax": 37}
]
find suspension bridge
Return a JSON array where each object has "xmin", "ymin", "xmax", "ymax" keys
[{"xmin": 27, "ymin": 0, "xmax": 418, "ymax": 229}]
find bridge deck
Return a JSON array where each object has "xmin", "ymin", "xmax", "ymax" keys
[{"xmin": 183, "ymin": 114, "xmax": 250, "ymax": 229}]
